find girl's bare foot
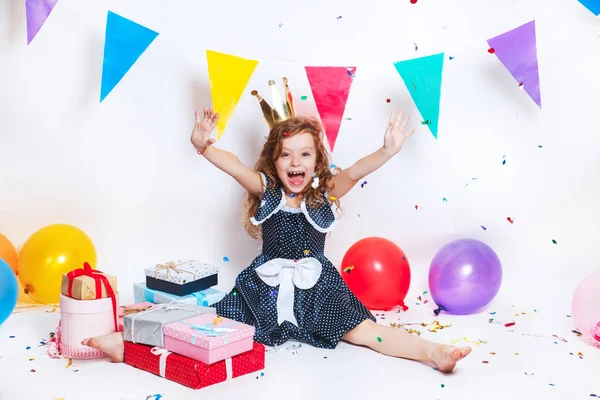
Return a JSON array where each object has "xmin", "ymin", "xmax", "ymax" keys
[
  {"xmin": 81, "ymin": 332, "xmax": 125, "ymax": 363},
  {"xmin": 430, "ymin": 344, "xmax": 472, "ymax": 372}
]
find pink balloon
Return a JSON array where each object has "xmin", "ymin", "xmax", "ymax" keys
[{"xmin": 572, "ymin": 271, "xmax": 600, "ymax": 349}]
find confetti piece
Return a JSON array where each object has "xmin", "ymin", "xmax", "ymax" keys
[
  {"xmin": 549, "ymin": 384, "xmax": 555, "ymax": 386},
  {"xmin": 518, "ymin": 82, "xmax": 524, "ymax": 90},
  {"xmin": 46, "ymin": 305, "xmax": 58, "ymax": 313},
  {"xmin": 346, "ymin": 68, "xmax": 356, "ymax": 78},
  {"xmin": 572, "ymin": 329, "xmax": 582, "ymax": 336},
  {"xmin": 415, "ymin": 205, "xmax": 419, "ymax": 210},
  {"xmin": 344, "ymin": 117, "xmax": 352, "ymax": 120},
  {"xmin": 567, "ymin": 315, "xmax": 572, "ymax": 317},
  {"xmin": 442, "ymin": 197, "xmax": 447, "ymax": 202},
  {"xmin": 328, "ymin": 195, "xmax": 337, "ymax": 201},
  {"xmin": 386, "ymin": 98, "xmax": 391, "ymax": 103},
  {"xmin": 66, "ymin": 358, "xmax": 73, "ymax": 368},
  {"xmin": 336, "ymin": 16, "xmax": 342, "ymax": 19},
  {"xmin": 525, "ymin": 372, "xmax": 534, "ymax": 376},
  {"xmin": 30, "ymin": 369, "xmax": 36, "ymax": 373},
  {"xmin": 329, "ymin": 164, "xmax": 336, "ymax": 169},
  {"xmin": 538, "ymin": 145, "xmax": 543, "ymax": 148},
  {"xmin": 223, "ymin": 256, "xmax": 229, "ymax": 262},
  {"xmin": 449, "ymin": 56, "xmax": 455, "ymax": 60},
  {"xmin": 9, "ymin": 336, "xmax": 15, "ymax": 338},
  {"xmin": 343, "ymin": 265, "xmax": 355, "ymax": 274},
  {"xmin": 289, "ymin": 193, "xmax": 296, "ymax": 197},
  {"xmin": 504, "ymin": 322, "xmax": 516, "ymax": 327},
  {"xmin": 261, "ymin": 372, "xmax": 264, "ymax": 377},
  {"xmin": 278, "ymin": 22, "xmax": 283, "ymax": 28},
  {"xmin": 29, "ymin": 358, "xmax": 34, "ymax": 361},
  {"xmin": 232, "ymin": 291, "xmax": 237, "ymax": 296},
  {"xmin": 452, "ymin": 336, "xmax": 487, "ymax": 345},
  {"xmin": 421, "ymin": 119, "xmax": 432, "ymax": 125},
  {"xmin": 488, "ymin": 48, "xmax": 496, "ymax": 54},
  {"xmin": 507, "ymin": 217, "xmax": 514, "ymax": 224},
  {"xmin": 213, "ymin": 316, "xmax": 223, "ymax": 326},
  {"xmin": 413, "ymin": 42, "xmax": 418, "ymax": 51},
  {"xmin": 482, "ymin": 360, "xmax": 489, "ymax": 364},
  {"xmin": 73, "ymin": 369, "xmax": 79, "ymax": 372},
  {"xmin": 489, "ymin": 312, "xmax": 496, "ymax": 315},
  {"xmin": 481, "ymin": 225, "xmax": 487, "ymax": 230},
  {"xmin": 410, "ymin": 0, "xmax": 418, "ymax": 3},
  {"xmin": 552, "ymin": 239, "xmax": 557, "ymax": 244},
  {"xmin": 514, "ymin": 352, "xmax": 520, "ymax": 355},
  {"xmin": 490, "ymin": 352, "xmax": 496, "ymax": 355},
  {"xmin": 26, "ymin": 346, "xmax": 31, "ymax": 350},
  {"xmin": 303, "ymin": 249, "xmax": 310, "ymax": 255},
  {"xmin": 441, "ymin": 384, "xmax": 445, "ymax": 388},
  {"xmin": 502, "ymin": 155, "xmax": 506, "ymax": 165},
  {"xmin": 377, "ymin": 336, "xmax": 382, "ymax": 343},
  {"xmin": 300, "ymin": 96, "xmax": 308, "ymax": 100},
  {"xmin": 360, "ymin": 181, "xmax": 368, "ymax": 188}
]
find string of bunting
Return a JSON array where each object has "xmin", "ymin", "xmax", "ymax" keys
[{"xmin": 25, "ymin": 1, "xmax": 598, "ymax": 150}]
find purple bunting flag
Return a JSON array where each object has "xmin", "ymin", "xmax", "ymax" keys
[
  {"xmin": 487, "ymin": 20, "xmax": 542, "ymax": 109},
  {"xmin": 26, "ymin": 0, "xmax": 58, "ymax": 45}
]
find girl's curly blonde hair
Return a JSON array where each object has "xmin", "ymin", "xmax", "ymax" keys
[{"xmin": 242, "ymin": 116, "xmax": 342, "ymax": 239}]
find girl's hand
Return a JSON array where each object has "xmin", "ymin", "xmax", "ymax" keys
[
  {"xmin": 382, "ymin": 108, "xmax": 415, "ymax": 158},
  {"xmin": 191, "ymin": 108, "xmax": 219, "ymax": 153}
]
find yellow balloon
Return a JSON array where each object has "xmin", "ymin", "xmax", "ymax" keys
[{"xmin": 18, "ymin": 224, "xmax": 97, "ymax": 304}]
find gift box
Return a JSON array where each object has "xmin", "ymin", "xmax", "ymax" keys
[
  {"xmin": 123, "ymin": 303, "xmax": 215, "ymax": 348},
  {"xmin": 59, "ymin": 293, "xmax": 119, "ymax": 359},
  {"xmin": 134, "ymin": 282, "xmax": 226, "ymax": 307},
  {"xmin": 145, "ymin": 260, "xmax": 218, "ymax": 296},
  {"xmin": 124, "ymin": 341, "xmax": 265, "ymax": 390},
  {"xmin": 118, "ymin": 302, "xmax": 155, "ymax": 332},
  {"xmin": 61, "ymin": 262, "xmax": 118, "ymax": 301},
  {"xmin": 163, "ymin": 313, "xmax": 255, "ymax": 364}
]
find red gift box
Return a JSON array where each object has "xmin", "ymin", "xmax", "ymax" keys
[{"xmin": 124, "ymin": 340, "xmax": 265, "ymax": 389}]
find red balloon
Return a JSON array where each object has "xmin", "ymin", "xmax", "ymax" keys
[{"xmin": 341, "ymin": 237, "xmax": 411, "ymax": 311}]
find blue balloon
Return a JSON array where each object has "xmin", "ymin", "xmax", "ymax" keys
[{"xmin": 0, "ymin": 258, "xmax": 18, "ymax": 325}]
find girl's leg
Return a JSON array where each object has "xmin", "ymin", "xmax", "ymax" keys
[
  {"xmin": 342, "ymin": 319, "xmax": 471, "ymax": 372},
  {"xmin": 81, "ymin": 332, "xmax": 125, "ymax": 363}
]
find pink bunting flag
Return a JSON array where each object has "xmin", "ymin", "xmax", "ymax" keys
[
  {"xmin": 487, "ymin": 20, "xmax": 542, "ymax": 109},
  {"xmin": 305, "ymin": 66, "xmax": 356, "ymax": 152},
  {"xmin": 26, "ymin": 0, "xmax": 58, "ymax": 45}
]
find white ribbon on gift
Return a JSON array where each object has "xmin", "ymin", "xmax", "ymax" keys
[
  {"xmin": 151, "ymin": 347, "xmax": 172, "ymax": 378},
  {"xmin": 255, "ymin": 257, "xmax": 322, "ymax": 327},
  {"xmin": 225, "ymin": 357, "xmax": 233, "ymax": 380}
]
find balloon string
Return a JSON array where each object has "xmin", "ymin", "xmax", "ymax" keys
[{"xmin": 16, "ymin": 291, "xmax": 59, "ymax": 313}]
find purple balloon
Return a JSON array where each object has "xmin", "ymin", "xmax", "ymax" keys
[{"xmin": 429, "ymin": 239, "xmax": 502, "ymax": 315}]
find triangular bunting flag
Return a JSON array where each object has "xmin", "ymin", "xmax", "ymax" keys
[
  {"xmin": 206, "ymin": 50, "xmax": 259, "ymax": 140},
  {"xmin": 305, "ymin": 66, "xmax": 356, "ymax": 152},
  {"xmin": 26, "ymin": 0, "xmax": 58, "ymax": 45},
  {"xmin": 393, "ymin": 53, "xmax": 444, "ymax": 139},
  {"xmin": 487, "ymin": 20, "xmax": 542, "ymax": 109},
  {"xmin": 100, "ymin": 11, "xmax": 159, "ymax": 102},
  {"xmin": 577, "ymin": 0, "xmax": 600, "ymax": 15}
]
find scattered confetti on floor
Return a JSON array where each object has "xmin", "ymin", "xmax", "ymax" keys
[
  {"xmin": 442, "ymin": 197, "xmax": 447, "ymax": 202},
  {"xmin": 507, "ymin": 217, "xmax": 514, "ymax": 224},
  {"xmin": 449, "ymin": 56, "xmax": 455, "ymax": 60},
  {"xmin": 452, "ymin": 336, "xmax": 488, "ymax": 346},
  {"xmin": 552, "ymin": 239, "xmax": 557, "ymax": 244},
  {"xmin": 360, "ymin": 181, "xmax": 368, "ymax": 188},
  {"xmin": 300, "ymin": 96, "xmax": 308, "ymax": 100},
  {"xmin": 481, "ymin": 225, "xmax": 487, "ymax": 230},
  {"xmin": 488, "ymin": 48, "xmax": 496, "ymax": 53},
  {"xmin": 222, "ymin": 256, "xmax": 229, "ymax": 262},
  {"xmin": 386, "ymin": 98, "xmax": 391, "ymax": 103}
]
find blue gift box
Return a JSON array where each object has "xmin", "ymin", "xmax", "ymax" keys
[{"xmin": 133, "ymin": 282, "xmax": 226, "ymax": 307}]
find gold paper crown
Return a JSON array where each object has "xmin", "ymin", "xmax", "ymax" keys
[{"xmin": 251, "ymin": 77, "xmax": 296, "ymax": 128}]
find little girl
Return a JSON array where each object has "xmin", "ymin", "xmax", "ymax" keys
[{"xmin": 83, "ymin": 106, "xmax": 471, "ymax": 372}]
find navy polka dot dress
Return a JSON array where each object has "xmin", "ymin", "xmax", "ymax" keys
[{"xmin": 215, "ymin": 172, "xmax": 376, "ymax": 349}]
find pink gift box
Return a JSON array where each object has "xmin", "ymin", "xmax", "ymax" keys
[
  {"xmin": 59, "ymin": 294, "xmax": 119, "ymax": 359},
  {"xmin": 163, "ymin": 313, "xmax": 255, "ymax": 365}
]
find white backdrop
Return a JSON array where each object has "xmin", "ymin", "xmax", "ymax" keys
[{"xmin": 1, "ymin": 0, "xmax": 600, "ymax": 312}]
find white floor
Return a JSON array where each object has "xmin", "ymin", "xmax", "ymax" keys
[{"xmin": 1, "ymin": 287, "xmax": 599, "ymax": 400}]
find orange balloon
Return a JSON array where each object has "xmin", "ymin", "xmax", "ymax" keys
[{"xmin": 0, "ymin": 233, "xmax": 18, "ymax": 275}]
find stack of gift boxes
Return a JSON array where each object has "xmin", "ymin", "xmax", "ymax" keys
[
  {"xmin": 119, "ymin": 259, "xmax": 265, "ymax": 389},
  {"xmin": 133, "ymin": 260, "xmax": 227, "ymax": 307}
]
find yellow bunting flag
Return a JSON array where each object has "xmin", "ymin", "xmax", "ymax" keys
[{"xmin": 206, "ymin": 50, "xmax": 259, "ymax": 140}]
